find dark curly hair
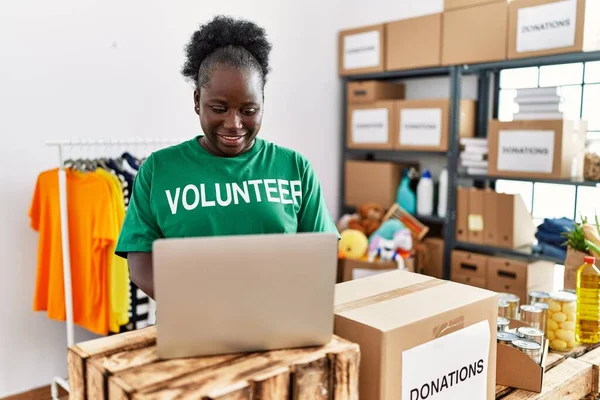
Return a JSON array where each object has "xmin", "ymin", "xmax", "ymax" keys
[{"xmin": 181, "ymin": 16, "xmax": 272, "ymax": 90}]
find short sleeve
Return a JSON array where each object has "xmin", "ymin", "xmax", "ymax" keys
[
  {"xmin": 29, "ymin": 175, "xmax": 42, "ymax": 231},
  {"xmin": 115, "ymin": 155, "xmax": 163, "ymax": 258},
  {"xmin": 296, "ymin": 158, "xmax": 340, "ymax": 237}
]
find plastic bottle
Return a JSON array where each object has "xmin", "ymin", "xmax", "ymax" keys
[
  {"xmin": 417, "ymin": 170, "xmax": 434, "ymax": 216},
  {"xmin": 576, "ymin": 256, "xmax": 600, "ymax": 344},
  {"xmin": 437, "ymin": 168, "xmax": 448, "ymax": 218},
  {"xmin": 397, "ymin": 171, "xmax": 416, "ymax": 214}
]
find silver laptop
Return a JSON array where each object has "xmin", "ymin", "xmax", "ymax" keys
[{"xmin": 152, "ymin": 232, "xmax": 339, "ymax": 359}]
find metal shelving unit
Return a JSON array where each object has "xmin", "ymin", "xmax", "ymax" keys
[{"xmin": 339, "ymin": 50, "xmax": 600, "ymax": 279}]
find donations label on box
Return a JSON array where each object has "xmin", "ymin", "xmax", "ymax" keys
[
  {"xmin": 344, "ymin": 30, "xmax": 381, "ymax": 70},
  {"xmin": 497, "ymin": 130, "xmax": 555, "ymax": 173},
  {"xmin": 351, "ymin": 108, "xmax": 389, "ymax": 144},
  {"xmin": 399, "ymin": 108, "xmax": 443, "ymax": 147},
  {"xmin": 402, "ymin": 320, "xmax": 491, "ymax": 400},
  {"xmin": 516, "ymin": 0, "xmax": 577, "ymax": 53}
]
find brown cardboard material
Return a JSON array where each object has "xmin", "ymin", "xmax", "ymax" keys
[
  {"xmin": 456, "ymin": 187, "xmax": 470, "ymax": 242},
  {"xmin": 508, "ymin": 0, "xmax": 600, "ymax": 60},
  {"xmin": 385, "ymin": 14, "xmax": 442, "ymax": 71},
  {"xmin": 445, "ymin": 0, "xmax": 506, "ymax": 10},
  {"xmin": 487, "ymin": 257, "xmax": 556, "ymax": 304},
  {"xmin": 339, "ymin": 24, "xmax": 385, "ymax": 76},
  {"xmin": 468, "ymin": 188, "xmax": 485, "ymax": 244},
  {"xmin": 488, "ymin": 119, "xmax": 587, "ymax": 180},
  {"xmin": 496, "ymin": 319, "xmax": 550, "ymax": 392},
  {"xmin": 442, "ymin": 2, "xmax": 509, "ymax": 65},
  {"xmin": 421, "ymin": 238, "xmax": 445, "ymax": 279},
  {"xmin": 334, "ymin": 271, "xmax": 498, "ymax": 400},
  {"xmin": 564, "ymin": 246, "xmax": 588, "ymax": 290},
  {"xmin": 344, "ymin": 160, "xmax": 405, "ymax": 208},
  {"xmin": 337, "ymin": 258, "xmax": 415, "ymax": 283},
  {"xmin": 452, "ymin": 250, "xmax": 489, "ymax": 281},
  {"xmin": 483, "ymin": 189, "xmax": 499, "ymax": 246},
  {"xmin": 393, "ymin": 99, "xmax": 476, "ymax": 151},
  {"xmin": 347, "ymin": 81, "xmax": 405, "ymax": 104},
  {"xmin": 495, "ymin": 192, "xmax": 535, "ymax": 249},
  {"xmin": 347, "ymin": 101, "xmax": 395, "ymax": 149},
  {"xmin": 452, "ymin": 274, "xmax": 488, "ymax": 289}
]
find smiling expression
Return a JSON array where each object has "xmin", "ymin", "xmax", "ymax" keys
[{"xmin": 194, "ymin": 66, "xmax": 264, "ymax": 157}]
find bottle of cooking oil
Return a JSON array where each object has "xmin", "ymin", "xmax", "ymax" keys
[{"xmin": 576, "ymin": 256, "xmax": 600, "ymax": 344}]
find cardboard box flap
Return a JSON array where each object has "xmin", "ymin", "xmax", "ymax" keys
[{"xmin": 334, "ymin": 271, "xmax": 498, "ymax": 332}]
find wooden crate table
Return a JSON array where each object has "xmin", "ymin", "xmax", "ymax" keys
[
  {"xmin": 495, "ymin": 343, "xmax": 600, "ymax": 399},
  {"xmin": 67, "ymin": 326, "xmax": 360, "ymax": 400}
]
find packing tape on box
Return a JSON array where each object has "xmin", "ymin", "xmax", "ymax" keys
[{"xmin": 335, "ymin": 278, "xmax": 447, "ymax": 314}]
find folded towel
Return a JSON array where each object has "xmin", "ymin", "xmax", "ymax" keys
[{"xmin": 535, "ymin": 230, "xmax": 566, "ymax": 248}]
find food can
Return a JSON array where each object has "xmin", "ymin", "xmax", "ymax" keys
[
  {"xmin": 517, "ymin": 326, "xmax": 545, "ymax": 346},
  {"xmin": 499, "ymin": 293, "xmax": 520, "ymax": 320},
  {"xmin": 498, "ymin": 317, "xmax": 510, "ymax": 332},
  {"xmin": 520, "ymin": 305, "xmax": 543, "ymax": 330},
  {"xmin": 528, "ymin": 291, "xmax": 550, "ymax": 305},
  {"xmin": 497, "ymin": 332, "xmax": 519, "ymax": 347},
  {"xmin": 498, "ymin": 300, "xmax": 511, "ymax": 318},
  {"xmin": 512, "ymin": 339, "xmax": 542, "ymax": 364},
  {"xmin": 533, "ymin": 302, "xmax": 549, "ymax": 333}
]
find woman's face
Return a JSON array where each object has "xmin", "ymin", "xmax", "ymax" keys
[{"xmin": 195, "ymin": 66, "xmax": 264, "ymax": 157}]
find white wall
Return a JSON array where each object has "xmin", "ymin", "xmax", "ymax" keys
[{"xmin": 0, "ymin": 0, "xmax": 442, "ymax": 395}]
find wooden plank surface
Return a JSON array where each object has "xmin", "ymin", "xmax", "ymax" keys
[
  {"xmin": 129, "ymin": 337, "xmax": 358, "ymax": 400},
  {"xmin": 501, "ymin": 358, "xmax": 593, "ymax": 400},
  {"xmin": 578, "ymin": 346, "xmax": 600, "ymax": 396}
]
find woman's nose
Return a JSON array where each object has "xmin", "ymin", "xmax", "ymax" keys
[{"xmin": 223, "ymin": 111, "xmax": 242, "ymax": 130}]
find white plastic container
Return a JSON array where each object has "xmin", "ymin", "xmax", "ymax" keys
[
  {"xmin": 437, "ymin": 168, "xmax": 448, "ymax": 218},
  {"xmin": 417, "ymin": 170, "xmax": 434, "ymax": 216}
]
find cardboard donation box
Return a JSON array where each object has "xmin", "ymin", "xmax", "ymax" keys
[
  {"xmin": 334, "ymin": 270, "xmax": 498, "ymax": 400},
  {"xmin": 347, "ymin": 80, "xmax": 405, "ymax": 104},
  {"xmin": 394, "ymin": 99, "xmax": 476, "ymax": 151},
  {"xmin": 339, "ymin": 24, "xmax": 385, "ymax": 76},
  {"xmin": 488, "ymin": 119, "xmax": 587, "ymax": 180},
  {"xmin": 345, "ymin": 160, "xmax": 406, "ymax": 207},
  {"xmin": 451, "ymin": 250, "xmax": 488, "ymax": 289},
  {"xmin": 419, "ymin": 238, "xmax": 445, "ymax": 279},
  {"xmin": 486, "ymin": 257, "xmax": 557, "ymax": 304},
  {"xmin": 347, "ymin": 101, "xmax": 395, "ymax": 149},
  {"xmin": 445, "ymin": 0, "xmax": 506, "ymax": 10},
  {"xmin": 385, "ymin": 14, "xmax": 442, "ymax": 71},
  {"xmin": 442, "ymin": 2, "xmax": 509, "ymax": 65},
  {"xmin": 496, "ymin": 319, "xmax": 550, "ymax": 392},
  {"xmin": 508, "ymin": 0, "xmax": 600, "ymax": 59}
]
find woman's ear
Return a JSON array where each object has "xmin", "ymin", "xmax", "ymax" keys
[{"xmin": 194, "ymin": 88, "xmax": 200, "ymax": 115}]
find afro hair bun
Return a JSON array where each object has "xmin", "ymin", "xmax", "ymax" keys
[{"xmin": 181, "ymin": 15, "xmax": 272, "ymax": 86}]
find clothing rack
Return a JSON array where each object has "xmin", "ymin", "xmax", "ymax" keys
[{"xmin": 45, "ymin": 138, "xmax": 182, "ymax": 400}]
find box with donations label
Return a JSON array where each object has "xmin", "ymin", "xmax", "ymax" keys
[
  {"xmin": 334, "ymin": 270, "xmax": 498, "ymax": 400},
  {"xmin": 488, "ymin": 119, "xmax": 587, "ymax": 179},
  {"xmin": 339, "ymin": 24, "xmax": 385, "ymax": 76},
  {"xmin": 508, "ymin": 0, "xmax": 600, "ymax": 59}
]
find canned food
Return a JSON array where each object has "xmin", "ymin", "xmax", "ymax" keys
[
  {"xmin": 529, "ymin": 291, "xmax": 550, "ymax": 305},
  {"xmin": 498, "ymin": 317, "xmax": 510, "ymax": 332},
  {"xmin": 512, "ymin": 339, "xmax": 542, "ymax": 364},
  {"xmin": 497, "ymin": 332, "xmax": 519, "ymax": 347},
  {"xmin": 498, "ymin": 300, "xmax": 510, "ymax": 318},
  {"xmin": 517, "ymin": 326, "xmax": 545, "ymax": 346},
  {"xmin": 547, "ymin": 291, "xmax": 578, "ymax": 351},
  {"xmin": 520, "ymin": 305, "xmax": 544, "ymax": 330},
  {"xmin": 533, "ymin": 302, "xmax": 549, "ymax": 333},
  {"xmin": 499, "ymin": 293, "xmax": 520, "ymax": 320}
]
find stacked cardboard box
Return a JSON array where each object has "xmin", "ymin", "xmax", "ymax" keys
[
  {"xmin": 460, "ymin": 138, "xmax": 489, "ymax": 175},
  {"xmin": 513, "ymin": 87, "xmax": 565, "ymax": 121}
]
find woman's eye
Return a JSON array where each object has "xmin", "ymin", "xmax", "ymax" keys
[
  {"xmin": 242, "ymin": 108, "xmax": 257, "ymax": 116},
  {"xmin": 210, "ymin": 106, "xmax": 226, "ymax": 113}
]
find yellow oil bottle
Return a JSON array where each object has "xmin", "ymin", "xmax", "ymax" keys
[{"xmin": 576, "ymin": 256, "xmax": 600, "ymax": 344}]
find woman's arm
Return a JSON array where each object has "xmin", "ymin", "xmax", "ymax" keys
[{"xmin": 128, "ymin": 252, "xmax": 155, "ymax": 300}]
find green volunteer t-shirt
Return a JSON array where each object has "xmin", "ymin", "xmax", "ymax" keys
[{"xmin": 115, "ymin": 136, "xmax": 339, "ymax": 256}]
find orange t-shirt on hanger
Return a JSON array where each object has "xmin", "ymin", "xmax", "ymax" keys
[{"xmin": 29, "ymin": 168, "xmax": 118, "ymax": 335}]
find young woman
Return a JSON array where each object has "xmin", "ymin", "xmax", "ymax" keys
[{"xmin": 115, "ymin": 16, "xmax": 338, "ymax": 299}]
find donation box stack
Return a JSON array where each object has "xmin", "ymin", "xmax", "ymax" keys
[{"xmin": 334, "ymin": 270, "xmax": 498, "ymax": 400}]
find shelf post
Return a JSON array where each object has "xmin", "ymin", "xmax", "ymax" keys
[
  {"xmin": 339, "ymin": 79, "xmax": 348, "ymax": 219},
  {"xmin": 442, "ymin": 66, "xmax": 463, "ymax": 280}
]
